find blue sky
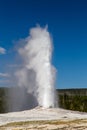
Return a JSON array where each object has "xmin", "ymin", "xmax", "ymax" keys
[{"xmin": 0, "ymin": 0, "xmax": 87, "ymax": 89}]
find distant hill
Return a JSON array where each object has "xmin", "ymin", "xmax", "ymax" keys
[{"xmin": 57, "ymin": 88, "xmax": 87, "ymax": 96}]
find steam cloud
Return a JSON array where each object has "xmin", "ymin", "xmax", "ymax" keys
[{"xmin": 15, "ymin": 25, "xmax": 56, "ymax": 108}]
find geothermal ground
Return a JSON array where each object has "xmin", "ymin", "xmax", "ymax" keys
[{"xmin": 0, "ymin": 107, "xmax": 87, "ymax": 130}]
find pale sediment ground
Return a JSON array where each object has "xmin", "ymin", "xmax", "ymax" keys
[{"xmin": 0, "ymin": 107, "xmax": 87, "ymax": 129}]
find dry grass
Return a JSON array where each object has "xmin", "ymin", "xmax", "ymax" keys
[{"xmin": 0, "ymin": 119, "xmax": 87, "ymax": 130}]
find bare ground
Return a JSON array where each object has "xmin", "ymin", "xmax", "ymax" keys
[{"xmin": 0, "ymin": 108, "xmax": 87, "ymax": 130}]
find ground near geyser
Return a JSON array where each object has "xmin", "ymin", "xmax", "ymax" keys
[{"xmin": 0, "ymin": 107, "xmax": 87, "ymax": 130}]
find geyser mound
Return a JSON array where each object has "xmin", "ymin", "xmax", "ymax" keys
[{"xmin": 14, "ymin": 25, "xmax": 57, "ymax": 109}]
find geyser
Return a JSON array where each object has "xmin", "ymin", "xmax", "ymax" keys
[{"xmin": 16, "ymin": 25, "xmax": 57, "ymax": 108}]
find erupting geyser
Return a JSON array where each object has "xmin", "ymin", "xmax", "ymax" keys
[{"xmin": 16, "ymin": 25, "xmax": 57, "ymax": 108}]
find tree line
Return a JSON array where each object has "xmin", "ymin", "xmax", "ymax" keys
[{"xmin": 0, "ymin": 88, "xmax": 87, "ymax": 113}]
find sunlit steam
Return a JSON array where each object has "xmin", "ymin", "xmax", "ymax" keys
[{"xmin": 16, "ymin": 25, "xmax": 57, "ymax": 108}]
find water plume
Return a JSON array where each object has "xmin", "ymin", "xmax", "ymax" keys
[{"xmin": 16, "ymin": 25, "xmax": 57, "ymax": 108}]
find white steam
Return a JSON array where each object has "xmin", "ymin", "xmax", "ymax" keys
[{"xmin": 16, "ymin": 26, "xmax": 56, "ymax": 108}]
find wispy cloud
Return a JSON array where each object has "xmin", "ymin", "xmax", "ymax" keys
[
  {"xmin": 0, "ymin": 79, "xmax": 10, "ymax": 83},
  {"xmin": 8, "ymin": 64, "xmax": 21, "ymax": 68},
  {"xmin": 0, "ymin": 73, "xmax": 10, "ymax": 77},
  {"xmin": 0, "ymin": 47, "xmax": 6, "ymax": 54}
]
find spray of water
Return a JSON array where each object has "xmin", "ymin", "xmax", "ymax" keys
[{"xmin": 16, "ymin": 25, "xmax": 56, "ymax": 108}]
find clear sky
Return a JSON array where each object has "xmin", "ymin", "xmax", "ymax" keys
[{"xmin": 0, "ymin": 0, "xmax": 87, "ymax": 89}]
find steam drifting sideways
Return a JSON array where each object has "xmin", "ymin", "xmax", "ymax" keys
[{"xmin": 16, "ymin": 25, "xmax": 57, "ymax": 108}]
